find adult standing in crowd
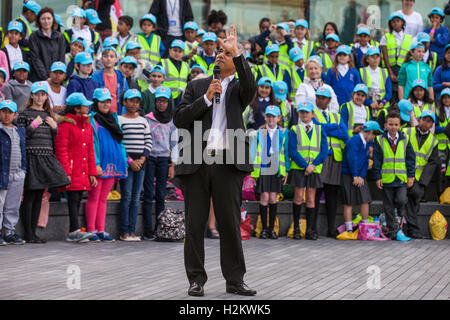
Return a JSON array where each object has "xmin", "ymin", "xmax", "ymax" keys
[
  {"xmin": 395, "ymin": 0, "xmax": 423, "ymax": 38},
  {"xmin": 82, "ymin": 0, "xmax": 115, "ymax": 40},
  {"xmin": 28, "ymin": 7, "xmax": 66, "ymax": 82},
  {"xmin": 149, "ymin": 0, "xmax": 194, "ymax": 55}
]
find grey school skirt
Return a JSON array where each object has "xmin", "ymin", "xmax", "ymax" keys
[
  {"xmin": 320, "ymin": 155, "xmax": 342, "ymax": 186},
  {"xmin": 255, "ymin": 174, "xmax": 283, "ymax": 193},
  {"xmin": 288, "ymin": 169, "xmax": 323, "ymax": 189},
  {"xmin": 341, "ymin": 174, "xmax": 372, "ymax": 206}
]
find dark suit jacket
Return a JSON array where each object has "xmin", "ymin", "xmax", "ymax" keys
[
  {"xmin": 173, "ymin": 54, "xmax": 257, "ymax": 176},
  {"xmin": 149, "ymin": 0, "xmax": 194, "ymax": 38}
]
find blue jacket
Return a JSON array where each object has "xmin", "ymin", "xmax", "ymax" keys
[
  {"xmin": 312, "ymin": 112, "xmax": 349, "ymax": 156},
  {"xmin": 288, "ymin": 124, "xmax": 328, "ymax": 169},
  {"xmin": 341, "ymin": 134, "xmax": 371, "ymax": 179},
  {"xmin": 92, "ymin": 69, "xmax": 129, "ymax": 115},
  {"xmin": 325, "ymin": 68, "xmax": 362, "ymax": 106},
  {"xmin": 67, "ymin": 75, "xmax": 100, "ymax": 102},
  {"xmin": 0, "ymin": 125, "xmax": 26, "ymax": 189},
  {"xmin": 372, "ymin": 131, "xmax": 416, "ymax": 187},
  {"xmin": 433, "ymin": 65, "xmax": 450, "ymax": 100},
  {"xmin": 351, "ymin": 47, "xmax": 366, "ymax": 69},
  {"xmin": 424, "ymin": 26, "xmax": 449, "ymax": 61}
]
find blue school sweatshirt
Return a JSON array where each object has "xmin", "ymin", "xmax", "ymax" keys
[
  {"xmin": 325, "ymin": 68, "xmax": 362, "ymax": 106},
  {"xmin": 433, "ymin": 65, "xmax": 450, "ymax": 99},
  {"xmin": 66, "ymin": 74, "xmax": 100, "ymax": 102},
  {"xmin": 341, "ymin": 134, "xmax": 371, "ymax": 179},
  {"xmin": 424, "ymin": 26, "xmax": 449, "ymax": 62}
]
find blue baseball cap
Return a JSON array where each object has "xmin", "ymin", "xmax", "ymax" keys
[
  {"xmin": 50, "ymin": 61, "xmax": 67, "ymax": 73},
  {"xmin": 66, "ymin": 92, "xmax": 93, "ymax": 106},
  {"xmin": 265, "ymin": 43, "xmax": 280, "ymax": 56},
  {"xmin": 197, "ymin": 29, "xmax": 206, "ymax": 37},
  {"xmin": 170, "ymin": 39, "xmax": 185, "ymax": 50},
  {"xmin": 75, "ymin": 52, "xmax": 94, "ymax": 65},
  {"xmin": 54, "ymin": 14, "xmax": 65, "ymax": 28},
  {"xmin": 356, "ymin": 26, "xmax": 370, "ymax": 36},
  {"xmin": 265, "ymin": 105, "xmax": 281, "ymax": 117},
  {"xmin": 71, "ymin": 37, "xmax": 87, "ymax": 49},
  {"xmin": 93, "ymin": 88, "xmax": 112, "ymax": 102},
  {"xmin": 362, "ymin": 120, "xmax": 383, "ymax": 134},
  {"xmin": 273, "ymin": 81, "xmax": 288, "ymax": 101},
  {"xmin": 150, "ymin": 65, "xmax": 166, "ymax": 76},
  {"xmin": 184, "ymin": 21, "xmax": 198, "ymax": 31},
  {"xmin": 86, "ymin": 9, "xmax": 102, "ymax": 24},
  {"xmin": 398, "ymin": 99, "xmax": 413, "ymax": 122},
  {"xmin": 411, "ymin": 78, "xmax": 427, "ymax": 90},
  {"xmin": 307, "ymin": 55, "xmax": 323, "ymax": 67},
  {"xmin": 429, "ymin": 7, "xmax": 445, "ymax": 18},
  {"xmin": 289, "ymin": 47, "xmax": 304, "ymax": 62},
  {"xmin": 0, "ymin": 68, "xmax": 7, "ymax": 80},
  {"xmin": 102, "ymin": 46, "xmax": 119, "ymax": 57},
  {"xmin": 155, "ymin": 86, "xmax": 172, "ymax": 100},
  {"xmin": 0, "ymin": 100, "xmax": 18, "ymax": 113},
  {"xmin": 441, "ymin": 88, "xmax": 450, "ymax": 97},
  {"xmin": 13, "ymin": 61, "xmax": 30, "ymax": 72},
  {"xmin": 8, "ymin": 21, "xmax": 23, "ymax": 33},
  {"xmin": 316, "ymin": 86, "xmax": 332, "ymax": 98},
  {"xmin": 417, "ymin": 32, "xmax": 430, "ymax": 43},
  {"xmin": 24, "ymin": 1, "xmax": 41, "ymax": 16},
  {"xmin": 353, "ymin": 84, "xmax": 369, "ymax": 95},
  {"xmin": 120, "ymin": 56, "xmax": 138, "ymax": 68},
  {"xmin": 190, "ymin": 64, "xmax": 206, "ymax": 74},
  {"xmin": 125, "ymin": 40, "xmax": 141, "ymax": 51},
  {"xmin": 366, "ymin": 45, "xmax": 380, "ymax": 56},
  {"xmin": 295, "ymin": 19, "xmax": 309, "ymax": 29},
  {"xmin": 277, "ymin": 23, "xmax": 289, "ymax": 33},
  {"xmin": 257, "ymin": 77, "xmax": 273, "ymax": 87},
  {"xmin": 141, "ymin": 13, "xmax": 157, "ymax": 25},
  {"xmin": 389, "ymin": 12, "xmax": 405, "ymax": 22},
  {"xmin": 71, "ymin": 7, "xmax": 86, "ymax": 18},
  {"xmin": 245, "ymin": 50, "xmax": 252, "ymax": 60},
  {"xmin": 31, "ymin": 81, "xmax": 49, "ymax": 94},
  {"xmin": 418, "ymin": 110, "xmax": 435, "ymax": 122},
  {"xmin": 410, "ymin": 41, "xmax": 425, "ymax": 51},
  {"xmin": 103, "ymin": 37, "xmax": 119, "ymax": 48},
  {"xmin": 124, "ymin": 89, "xmax": 142, "ymax": 100},
  {"xmin": 202, "ymin": 32, "xmax": 217, "ymax": 43},
  {"xmin": 325, "ymin": 33, "xmax": 340, "ymax": 42},
  {"xmin": 336, "ymin": 44, "xmax": 351, "ymax": 55},
  {"xmin": 297, "ymin": 100, "xmax": 314, "ymax": 112}
]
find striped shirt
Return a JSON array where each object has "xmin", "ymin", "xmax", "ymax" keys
[{"xmin": 118, "ymin": 115, "xmax": 152, "ymax": 159}]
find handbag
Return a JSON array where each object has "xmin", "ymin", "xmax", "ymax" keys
[{"xmin": 357, "ymin": 223, "xmax": 389, "ymax": 241}]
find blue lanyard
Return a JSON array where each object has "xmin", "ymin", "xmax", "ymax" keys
[{"xmin": 168, "ymin": 0, "xmax": 178, "ymax": 17}]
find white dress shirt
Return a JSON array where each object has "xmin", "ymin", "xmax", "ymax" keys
[
  {"xmin": 353, "ymin": 103, "xmax": 368, "ymax": 125},
  {"xmin": 368, "ymin": 66, "xmax": 381, "ymax": 94},
  {"xmin": 204, "ymin": 74, "xmax": 235, "ymax": 150},
  {"xmin": 267, "ymin": 126, "xmax": 277, "ymax": 155},
  {"xmin": 300, "ymin": 121, "xmax": 314, "ymax": 133}
]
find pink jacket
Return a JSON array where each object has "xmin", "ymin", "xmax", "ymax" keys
[{"xmin": 0, "ymin": 50, "xmax": 10, "ymax": 90}]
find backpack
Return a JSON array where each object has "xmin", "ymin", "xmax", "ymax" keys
[
  {"xmin": 357, "ymin": 222, "xmax": 389, "ymax": 241},
  {"xmin": 155, "ymin": 208, "xmax": 185, "ymax": 241}
]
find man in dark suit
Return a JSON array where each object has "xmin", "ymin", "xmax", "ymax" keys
[{"xmin": 173, "ymin": 25, "xmax": 257, "ymax": 297}]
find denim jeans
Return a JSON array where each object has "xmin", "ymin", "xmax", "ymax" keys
[
  {"xmin": 142, "ymin": 156, "xmax": 169, "ymax": 232},
  {"xmin": 119, "ymin": 168, "xmax": 145, "ymax": 235}
]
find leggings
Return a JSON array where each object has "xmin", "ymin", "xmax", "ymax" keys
[
  {"xmin": 85, "ymin": 178, "xmax": 115, "ymax": 232},
  {"xmin": 21, "ymin": 189, "xmax": 45, "ymax": 241},
  {"xmin": 67, "ymin": 191, "xmax": 83, "ymax": 233}
]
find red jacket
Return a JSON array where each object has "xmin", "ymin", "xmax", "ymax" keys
[{"xmin": 55, "ymin": 114, "xmax": 97, "ymax": 191}]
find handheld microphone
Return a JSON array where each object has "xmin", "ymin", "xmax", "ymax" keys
[{"xmin": 213, "ymin": 65, "xmax": 221, "ymax": 104}]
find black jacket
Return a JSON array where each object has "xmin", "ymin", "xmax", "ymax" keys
[
  {"xmin": 29, "ymin": 30, "xmax": 66, "ymax": 82},
  {"xmin": 1, "ymin": 47, "xmax": 29, "ymax": 78},
  {"xmin": 173, "ymin": 54, "xmax": 257, "ymax": 176},
  {"xmin": 149, "ymin": 0, "xmax": 194, "ymax": 38}
]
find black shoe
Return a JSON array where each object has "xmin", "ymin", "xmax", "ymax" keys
[
  {"xmin": 188, "ymin": 282, "xmax": 204, "ymax": 297},
  {"xmin": 293, "ymin": 230, "xmax": 301, "ymax": 240},
  {"xmin": 143, "ymin": 230, "xmax": 155, "ymax": 241},
  {"xmin": 259, "ymin": 230, "xmax": 268, "ymax": 239},
  {"xmin": 34, "ymin": 236, "xmax": 47, "ymax": 243},
  {"xmin": 4, "ymin": 234, "xmax": 25, "ymax": 245},
  {"xmin": 226, "ymin": 282, "xmax": 256, "ymax": 296},
  {"xmin": 206, "ymin": 228, "xmax": 220, "ymax": 239},
  {"xmin": 407, "ymin": 232, "xmax": 424, "ymax": 239},
  {"xmin": 327, "ymin": 231, "xmax": 338, "ymax": 238},
  {"xmin": 305, "ymin": 231, "xmax": 317, "ymax": 240},
  {"xmin": 268, "ymin": 230, "xmax": 278, "ymax": 239}
]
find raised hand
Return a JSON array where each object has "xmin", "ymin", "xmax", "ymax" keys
[{"xmin": 217, "ymin": 25, "xmax": 239, "ymax": 57}]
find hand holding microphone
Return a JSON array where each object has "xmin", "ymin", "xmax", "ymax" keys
[{"xmin": 206, "ymin": 66, "xmax": 222, "ymax": 104}]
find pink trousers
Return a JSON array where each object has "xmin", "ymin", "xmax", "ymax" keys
[{"xmin": 85, "ymin": 178, "xmax": 115, "ymax": 232}]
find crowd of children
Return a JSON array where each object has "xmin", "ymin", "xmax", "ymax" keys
[{"xmin": 0, "ymin": 1, "xmax": 450, "ymax": 245}]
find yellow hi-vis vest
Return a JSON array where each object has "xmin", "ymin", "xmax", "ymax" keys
[
  {"xmin": 404, "ymin": 127, "xmax": 437, "ymax": 181},
  {"xmin": 192, "ymin": 54, "xmax": 215, "ymax": 75},
  {"xmin": 137, "ymin": 33, "xmax": 161, "ymax": 66},
  {"xmin": 313, "ymin": 109, "xmax": 344, "ymax": 162},
  {"xmin": 436, "ymin": 109, "xmax": 450, "ymax": 152},
  {"xmin": 377, "ymin": 134, "xmax": 408, "ymax": 183},
  {"xmin": 293, "ymin": 39, "xmax": 315, "ymax": 61},
  {"xmin": 412, "ymin": 103, "xmax": 434, "ymax": 119},
  {"xmin": 265, "ymin": 41, "xmax": 291, "ymax": 70},
  {"xmin": 290, "ymin": 124, "xmax": 323, "ymax": 173},
  {"xmin": 427, "ymin": 51, "xmax": 438, "ymax": 72},
  {"xmin": 340, "ymin": 101, "xmax": 370, "ymax": 137},
  {"xmin": 319, "ymin": 52, "xmax": 333, "ymax": 74},
  {"xmin": 256, "ymin": 63, "xmax": 288, "ymax": 82},
  {"xmin": 384, "ymin": 33, "xmax": 412, "ymax": 67},
  {"xmin": 251, "ymin": 128, "xmax": 287, "ymax": 178},
  {"xmin": 161, "ymin": 59, "xmax": 189, "ymax": 99},
  {"xmin": 289, "ymin": 65, "xmax": 303, "ymax": 99},
  {"xmin": 279, "ymin": 101, "xmax": 292, "ymax": 128},
  {"xmin": 359, "ymin": 67, "xmax": 389, "ymax": 102},
  {"xmin": 185, "ymin": 41, "xmax": 199, "ymax": 56}
]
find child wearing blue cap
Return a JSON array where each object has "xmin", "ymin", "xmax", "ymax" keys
[
  {"xmin": 113, "ymin": 16, "xmax": 137, "ymax": 57},
  {"xmin": 17, "ymin": 1, "xmax": 41, "ymax": 52},
  {"xmin": 2, "ymin": 61, "xmax": 32, "ymax": 113},
  {"xmin": 350, "ymin": 25, "xmax": 378, "ymax": 69},
  {"xmin": 407, "ymin": 79, "xmax": 435, "ymax": 119},
  {"xmin": 189, "ymin": 64, "xmax": 206, "ymax": 81},
  {"xmin": 67, "ymin": 52, "xmax": 100, "ymax": 103},
  {"xmin": 137, "ymin": 14, "xmax": 165, "ymax": 65},
  {"xmin": 424, "ymin": 8, "xmax": 449, "ymax": 63},
  {"xmin": 288, "ymin": 47, "xmax": 306, "ymax": 100},
  {"xmin": 340, "ymin": 84, "xmax": 371, "ymax": 138},
  {"xmin": 435, "ymin": 88, "xmax": 450, "ymax": 194},
  {"xmin": 433, "ymin": 45, "xmax": 450, "ymax": 101},
  {"xmin": 341, "ymin": 120, "xmax": 382, "ymax": 233},
  {"xmin": 2, "ymin": 21, "xmax": 27, "ymax": 78},
  {"xmin": 142, "ymin": 86, "xmax": 178, "ymax": 239},
  {"xmin": 256, "ymin": 23, "xmax": 294, "ymax": 71},
  {"xmin": 142, "ymin": 65, "xmax": 170, "ymax": 115},
  {"xmin": 273, "ymin": 80, "xmax": 293, "ymax": 128},
  {"xmin": 415, "ymin": 33, "xmax": 438, "ymax": 73},
  {"xmin": 250, "ymin": 105, "xmax": 290, "ymax": 240},
  {"xmin": 325, "ymin": 44, "xmax": 362, "ymax": 107},
  {"xmin": 63, "ymin": 7, "xmax": 97, "ymax": 54},
  {"xmin": 320, "ymin": 33, "xmax": 340, "ymax": 74},
  {"xmin": 16, "ymin": 81, "xmax": 70, "ymax": 243},
  {"xmin": 0, "ymin": 100, "xmax": 27, "ymax": 245},
  {"xmin": 243, "ymin": 77, "xmax": 277, "ymax": 130},
  {"xmin": 376, "ymin": 99, "xmax": 413, "ymax": 130},
  {"xmin": 293, "ymin": 19, "xmax": 315, "ymax": 61},
  {"xmin": 183, "ymin": 21, "xmax": 200, "ymax": 60},
  {"xmin": 65, "ymin": 38, "xmax": 86, "ymax": 78},
  {"xmin": 288, "ymin": 101, "xmax": 328, "ymax": 240},
  {"xmin": 189, "ymin": 32, "xmax": 217, "ymax": 76},
  {"xmin": 47, "ymin": 61, "xmax": 67, "ymax": 114},
  {"xmin": 123, "ymin": 41, "xmax": 153, "ymax": 92},
  {"xmin": 119, "ymin": 56, "xmax": 140, "ymax": 91}
]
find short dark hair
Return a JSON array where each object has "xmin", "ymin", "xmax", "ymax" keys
[
  {"xmin": 207, "ymin": 10, "xmax": 228, "ymax": 26},
  {"xmin": 386, "ymin": 111, "xmax": 401, "ymax": 121},
  {"xmin": 259, "ymin": 17, "xmax": 271, "ymax": 29},
  {"xmin": 119, "ymin": 15, "xmax": 134, "ymax": 28},
  {"xmin": 36, "ymin": 7, "xmax": 58, "ymax": 31}
]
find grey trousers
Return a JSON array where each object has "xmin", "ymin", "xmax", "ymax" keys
[
  {"xmin": 405, "ymin": 182, "xmax": 424, "ymax": 235},
  {"xmin": 0, "ymin": 171, "xmax": 25, "ymax": 235},
  {"xmin": 382, "ymin": 186, "xmax": 408, "ymax": 231}
]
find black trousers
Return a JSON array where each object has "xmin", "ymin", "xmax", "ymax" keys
[
  {"xmin": 180, "ymin": 164, "xmax": 247, "ymax": 286},
  {"xmin": 314, "ymin": 184, "xmax": 340, "ymax": 234},
  {"xmin": 67, "ymin": 191, "xmax": 83, "ymax": 233},
  {"xmin": 20, "ymin": 189, "xmax": 45, "ymax": 241},
  {"xmin": 405, "ymin": 182, "xmax": 424, "ymax": 235},
  {"xmin": 382, "ymin": 186, "xmax": 408, "ymax": 231}
]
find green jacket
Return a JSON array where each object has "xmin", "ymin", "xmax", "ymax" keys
[{"xmin": 398, "ymin": 60, "xmax": 433, "ymax": 99}]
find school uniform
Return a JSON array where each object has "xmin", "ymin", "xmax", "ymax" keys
[
  {"xmin": 242, "ymin": 98, "xmax": 272, "ymax": 131},
  {"xmin": 359, "ymin": 66, "xmax": 392, "ymax": 109},
  {"xmin": 376, "ymin": 106, "xmax": 411, "ymax": 130},
  {"xmin": 434, "ymin": 107, "xmax": 450, "ymax": 194},
  {"xmin": 256, "ymin": 62, "xmax": 291, "ymax": 93},
  {"xmin": 340, "ymin": 100, "xmax": 371, "ymax": 138},
  {"xmin": 325, "ymin": 66, "xmax": 362, "ymax": 106}
]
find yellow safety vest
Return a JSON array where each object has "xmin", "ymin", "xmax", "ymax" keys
[
  {"xmin": 279, "ymin": 101, "xmax": 291, "ymax": 128},
  {"xmin": 137, "ymin": 33, "xmax": 161, "ymax": 66},
  {"xmin": 265, "ymin": 41, "xmax": 291, "ymax": 71},
  {"xmin": 319, "ymin": 52, "xmax": 333, "ymax": 74},
  {"xmin": 289, "ymin": 65, "xmax": 303, "ymax": 99},
  {"xmin": 0, "ymin": 28, "xmax": 4, "ymax": 48},
  {"xmin": 350, "ymin": 40, "xmax": 380, "ymax": 49},
  {"xmin": 192, "ymin": 54, "xmax": 215, "ymax": 75},
  {"xmin": 427, "ymin": 51, "xmax": 438, "ymax": 72},
  {"xmin": 436, "ymin": 109, "xmax": 450, "ymax": 152},
  {"xmin": 359, "ymin": 67, "xmax": 389, "ymax": 102},
  {"xmin": 377, "ymin": 134, "xmax": 408, "ymax": 183},
  {"xmin": 293, "ymin": 39, "xmax": 315, "ymax": 61},
  {"xmin": 313, "ymin": 109, "xmax": 344, "ymax": 162},
  {"xmin": 185, "ymin": 41, "xmax": 200, "ymax": 56},
  {"xmin": 251, "ymin": 127, "xmax": 287, "ymax": 178},
  {"xmin": 256, "ymin": 63, "xmax": 287, "ymax": 83},
  {"xmin": 118, "ymin": 34, "xmax": 139, "ymax": 58},
  {"xmin": 412, "ymin": 103, "xmax": 434, "ymax": 119},
  {"xmin": 340, "ymin": 101, "xmax": 370, "ymax": 137},
  {"xmin": 161, "ymin": 59, "xmax": 189, "ymax": 99},
  {"xmin": 404, "ymin": 127, "xmax": 437, "ymax": 181},
  {"xmin": 384, "ymin": 33, "xmax": 412, "ymax": 67},
  {"xmin": 290, "ymin": 124, "xmax": 323, "ymax": 173}
]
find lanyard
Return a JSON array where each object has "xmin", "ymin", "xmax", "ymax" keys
[{"xmin": 168, "ymin": 0, "xmax": 178, "ymax": 17}]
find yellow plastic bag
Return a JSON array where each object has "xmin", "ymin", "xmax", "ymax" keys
[
  {"xmin": 429, "ymin": 210, "xmax": 448, "ymax": 240},
  {"xmin": 254, "ymin": 213, "xmax": 280, "ymax": 237},
  {"xmin": 286, "ymin": 218, "xmax": 307, "ymax": 238},
  {"xmin": 439, "ymin": 187, "xmax": 450, "ymax": 204},
  {"xmin": 107, "ymin": 190, "xmax": 121, "ymax": 201},
  {"xmin": 277, "ymin": 193, "xmax": 284, "ymax": 201},
  {"xmin": 337, "ymin": 230, "xmax": 359, "ymax": 240}
]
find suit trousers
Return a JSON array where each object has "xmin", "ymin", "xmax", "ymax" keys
[
  {"xmin": 405, "ymin": 182, "xmax": 424, "ymax": 235},
  {"xmin": 180, "ymin": 163, "xmax": 247, "ymax": 286},
  {"xmin": 382, "ymin": 186, "xmax": 408, "ymax": 231}
]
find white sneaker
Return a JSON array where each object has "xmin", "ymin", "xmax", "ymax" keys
[{"xmin": 129, "ymin": 234, "xmax": 141, "ymax": 241}]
